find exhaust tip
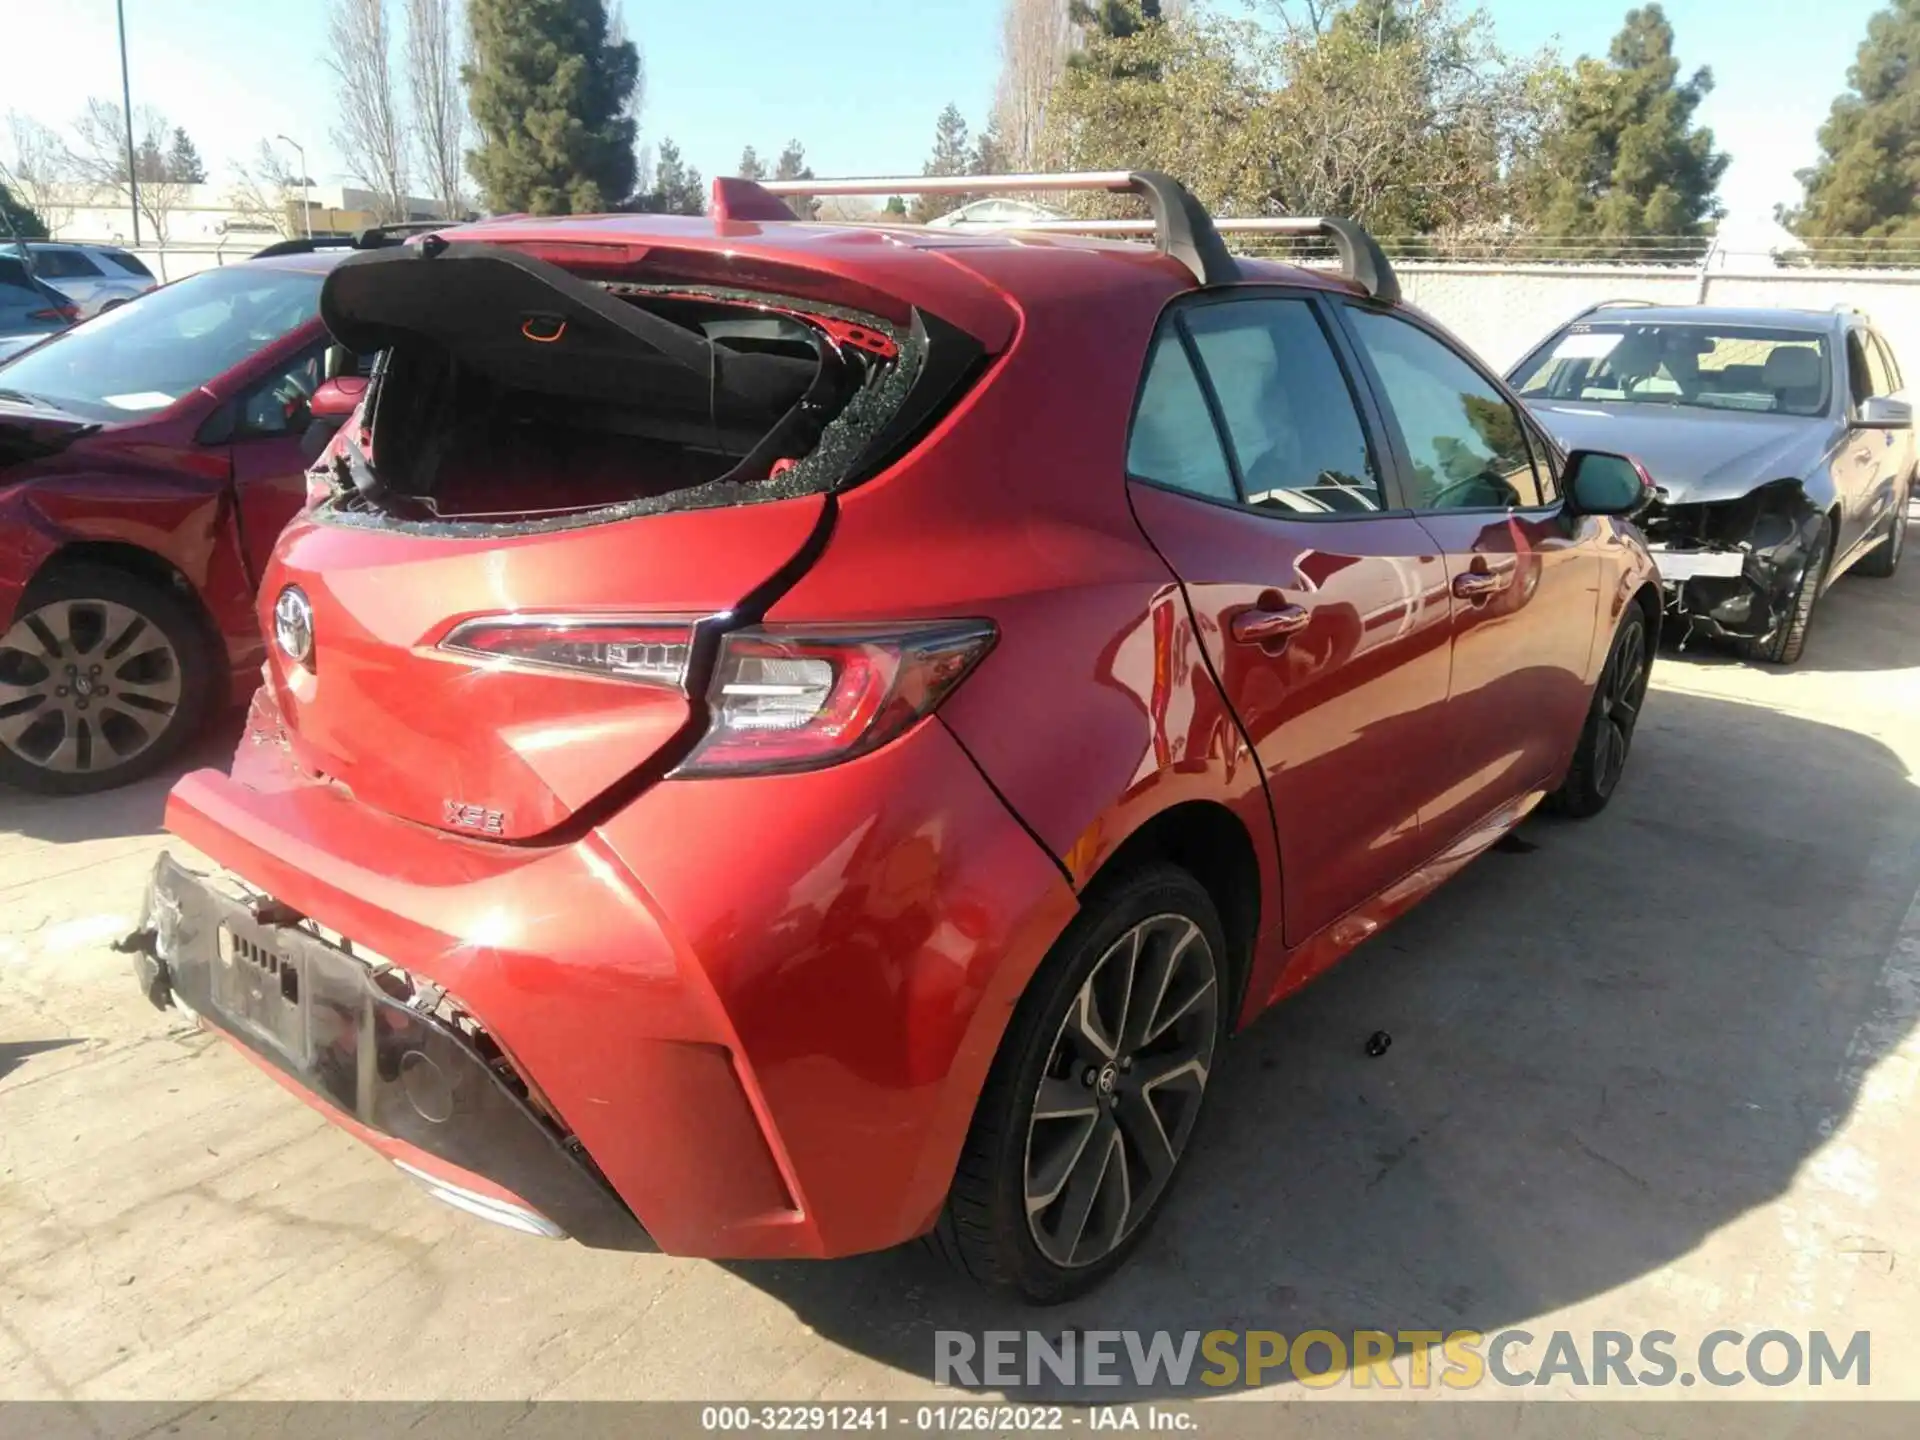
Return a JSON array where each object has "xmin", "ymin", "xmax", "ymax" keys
[{"xmin": 394, "ymin": 1160, "xmax": 566, "ymax": 1239}]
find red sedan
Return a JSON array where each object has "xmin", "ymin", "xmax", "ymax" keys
[
  {"xmin": 0, "ymin": 245, "xmax": 381, "ymax": 793},
  {"xmin": 129, "ymin": 174, "xmax": 1659, "ymax": 1302}
]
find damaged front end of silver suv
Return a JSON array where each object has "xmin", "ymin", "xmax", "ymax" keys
[{"xmin": 1640, "ymin": 479, "xmax": 1828, "ymax": 646}]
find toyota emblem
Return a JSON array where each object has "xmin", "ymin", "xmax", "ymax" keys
[{"xmin": 274, "ymin": 586, "xmax": 314, "ymax": 666}]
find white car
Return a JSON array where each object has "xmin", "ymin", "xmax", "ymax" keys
[{"xmin": 23, "ymin": 242, "xmax": 158, "ymax": 317}]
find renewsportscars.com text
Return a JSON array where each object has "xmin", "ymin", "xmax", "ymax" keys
[{"xmin": 934, "ymin": 1328, "xmax": 1871, "ymax": 1390}]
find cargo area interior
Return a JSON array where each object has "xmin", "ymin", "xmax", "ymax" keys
[{"xmin": 318, "ymin": 248, "xmax": 898, "ymax": 525}]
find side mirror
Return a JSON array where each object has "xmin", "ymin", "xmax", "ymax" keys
[
  {"xmin": 300, "ymin": 377, "xmax": 368, "ymax": 464},
  {"xmin": 1857, "ymin": 395, "xmax": 1912, "ymax": 430},
  {"xmin": 310, "ymin": 375, "xmax": 368, "ymax": 420},
  {"xmin": 1564, "ymin": 449, "xmax": 1655, "ymax": 517}
]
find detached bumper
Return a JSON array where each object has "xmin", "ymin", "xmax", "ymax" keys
[{"xmin": 130, "ymin": 853, "xmax": 652, "ymax": 1251}]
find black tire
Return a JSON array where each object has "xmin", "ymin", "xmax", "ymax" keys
[
  {"xmin": 1546, "ymin": 602, "xmax": 1652, "ymax": 820},
  {"xmin": 930, "ymin": 863, "xmax": 1229, "ymax": 1303},
  {"xmin": 1856, "ymin": 479, "xmax": 1909, "ymax": 580},
  {"xmin": 1741, "ymin": 515, "xmax": 1830, "ymax": 666},
  {"xmin": 0, "ymin": 564, "xmax": 214, "ymax": 795}
]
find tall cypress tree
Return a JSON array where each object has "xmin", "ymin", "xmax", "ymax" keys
[
  {"xmin": 1518, "ymin": 4, "xmax": 1729, "ymax": 239},
  {"xmin": 1784, "ymin": 0, "xmax": 1920, "ymax": 240},
  {"xmin": 166, "ymin": 128, "xmax": 207, "ymax": 184},
  {"xmin": 464, "ymin": 0, "xmax": 640, "ymax": 213}
]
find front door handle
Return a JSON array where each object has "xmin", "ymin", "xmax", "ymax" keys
[
  {"xmin": 1452, "ymin": 559, "xmax": 1517, "ymax": 601},
  {"xmin": 1230, "ymin": 603, "xmax": 1311, "ymax": 646}
]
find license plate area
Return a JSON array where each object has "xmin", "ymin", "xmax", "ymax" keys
[
  {"xmin": 1652, "ymin": 548, "xmax": 1745, "ymax": 581},
  {"xmin": 213, "ymin": 921, "xmax": 311, "ymax": 1065}
]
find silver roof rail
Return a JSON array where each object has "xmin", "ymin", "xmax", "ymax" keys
[{"xmin": 744, "ymin": 171, "xmax": 1399, "ymax": 302}]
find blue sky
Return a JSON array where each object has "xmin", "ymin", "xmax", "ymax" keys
[{"xmin": 3, "ymin": 0, "xmax": 1888, "ymax": 226}]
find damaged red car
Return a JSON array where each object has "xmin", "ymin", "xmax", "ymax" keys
[{"xmin": 129, "ymin": 173, "xmax": 1660, "ymax": 1302}]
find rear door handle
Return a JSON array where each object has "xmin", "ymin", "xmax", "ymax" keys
[{"xmin": 1230, "ymin": 603, "xmax": 1311, "ymax": 645}]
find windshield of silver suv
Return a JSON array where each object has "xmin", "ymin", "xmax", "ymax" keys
[
  {"xmin": 0, "ymin": 265, "xmax": 322, "ymax": 423},
  {"xmin": 1510, "ymin": 321, "xmax": 1832, "ymax": 418}
]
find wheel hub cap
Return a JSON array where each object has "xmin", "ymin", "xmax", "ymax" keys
[
  {"xmin": 0, "ymin": 598, "xmax": 182, "ymax": 775},
  {"xmin": 1023, "ymin": 913, "xmax": 1219, "ymax": 1269}
]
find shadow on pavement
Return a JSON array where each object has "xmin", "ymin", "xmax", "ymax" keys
[
  {"xmin": 725, "ymin": 685, "xmax": 1920, "ymax": 1398},
  {"xmin": 0, "ymin": 712, "xmax": 243, "ymax": 846},
  {"xmin": 0, "ymin": 1037, "xmax": 84, "ymax": 1083}
]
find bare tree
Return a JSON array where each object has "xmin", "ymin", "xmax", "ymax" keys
[
  {"xmin": 71, "ymin": 98, "xmax": 192, "ymax": 243},
  {"xmin": 3, "ymin": 112, "xmax": 76, "ymax": 235},
  {"xmin": 405, "ymin": 0, "xmax": 464, "ymax": 217},
  {"xmin": 227, "ymin": 139, "xmax": 304, "ymax": 237},
  {"xmin": 328, "ymin": 0, "xmax": 410, "ymax": 222},
  {"xmin": 992, "ymin": 0, "xmax": 1075, "ymax": 171}
]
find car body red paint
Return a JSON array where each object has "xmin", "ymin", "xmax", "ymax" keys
[{"xmin": 140, "ymin": 205, "xmax": 1660, "ymax": 1274}]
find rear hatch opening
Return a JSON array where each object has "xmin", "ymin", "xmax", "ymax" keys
[{"xmin": 313, "ymin": 242, "xmax": 973, "ymax": 533}]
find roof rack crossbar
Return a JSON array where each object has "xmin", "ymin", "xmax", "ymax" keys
[
  {"xmin": 251, "ymin": 222, "xmax": 452, "ymax": 261},
  {"xmin": 750, "ymin": 172, "xmax": 1397, "ymax": 300},
  {"xmin": 754, "ymin": 170, "xmax": 1237, "ymax": 287}
]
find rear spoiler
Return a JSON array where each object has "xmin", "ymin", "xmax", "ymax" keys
[{"xmin": 718, "ymin": 171, "xmax": 1400, "ymax": 303}]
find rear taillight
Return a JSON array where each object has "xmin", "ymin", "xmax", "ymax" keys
[
  {"xmin": 680, "ymin": 621, "xmax": 996, "ymax": 776},
  {"xmin": 30, "ymin": 305, "xmax": 78, "ymax": 322},
  {"xmin": 437, "ymin": 615, "xmax": 996, "ymax": 775},
  {"xmin": 440, "ymin": 616, "xmax": 697, "ymax": 688}
]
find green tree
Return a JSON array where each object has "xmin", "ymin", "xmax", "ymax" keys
[
  {"xmin": 0, "ymin": 181, "xmax": 48, "ymax": 241},
  {"xmin": 1783, "ymin": 0, "xmax": 1920, "ymax": 244},
  {"xmin": 165, "ymin": 127, "xmax": 207, "ymax": 183},
  {"xmin": 737, "ymin": 145, "xmax": 767, "ymax": 181},
  {"xmin": 911, "ymin": 102, "xmax": 974, "ymax": 222},
  {"xmin": 972, "ymin": 118, "xmax": 1011, "ymax": 176},
  {"xmin": 1045, "ymin": 0, "xmax": 1555, "ymax": 233},
  {"xmin": 883, "ymin": 195, "xmax": 908, "ymax": 217},
  {"xmin": 1515, "ymin": 4, "xmax": 1729, "ymax": 243},
  {"xmin": 464, "ymin": 0, "xmax": 641, "ymax": 214},
  {"xmin": 773, "ymin": 138, "xmax": 817, "ymax": 218},
  {"xmin": 635, "ymin": 135, "xmax": 704, "ymax": 214}
]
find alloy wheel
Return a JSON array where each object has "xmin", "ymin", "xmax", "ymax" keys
[
  {"xmin": 1022, "ymin": 913, "xmax": 1219, "ymax": 1269},
  {"xmin": 1592, "ymin": 618, "xmax": 1648, "ymax": 798},
  {"xmin": 0, "ymin": 598, "xmax": 184, "ymax": 777}
]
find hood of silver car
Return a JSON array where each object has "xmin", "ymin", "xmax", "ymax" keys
[{"xmin": 1526, "ymin": 402, "xmax": 1839, "ymax": 505}]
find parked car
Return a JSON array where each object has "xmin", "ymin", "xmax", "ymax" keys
[
  {"xmin": 127, "ymin": 173, "xmax": 1659, "ymax": 1303},
  {"xmin": 21, "ymin": 241, "xmax": 157, "ymax": 318},
  {"xmin": 0, "ymin": 241, "xmax": 394, "ymax": 793},
  {"xmin": 1509, "ymin": 303, "xmax": 1914, "ymax": 664},
  {"xmin": 0, "ymin": 255, "xmax": 79, "ymax": 362}
]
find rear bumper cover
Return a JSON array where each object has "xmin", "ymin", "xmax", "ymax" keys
[
  {"xmin": 130, "ymin": 853, "xmax": 651, "ymax": 1250},
  {"xmin": 142, "ymin": 693, "xmax": 1077, "ymax": 1259}
]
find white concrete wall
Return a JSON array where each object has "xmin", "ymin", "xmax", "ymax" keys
[{"xmin": 1396, "ymin": 262, "xmax": 1920, "ymax": 378}]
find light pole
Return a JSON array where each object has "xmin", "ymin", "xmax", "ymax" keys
[
  {"xmin": 117, "ymin": 0, "xmax": 140, "ymax": 244},
  {"xmin": 276, "ymin": 135, "xmax": 310, "ymax": 237}
]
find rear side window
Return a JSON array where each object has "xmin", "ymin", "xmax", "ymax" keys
[
  {"xmin": 1126, "ymin": 331, "xmax": 1236, "ymax": 503},
  {"xmin": 30, "ymin": 248, "xmax": 100, "ymax": 280},
  {"xmin": 1347, "ymin": 308, "xmax": 1544, "ymax": 510},
  {"xmin": 102, "ymin": 250, "xmax": 154, "ymax": 278},
  {"xmin": 1183, "ymin": 299, "xmax": 1382, "ymax": 514}
]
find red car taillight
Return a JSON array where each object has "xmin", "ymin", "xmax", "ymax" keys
[
  {"xmin": 30, "ymin": 305, "xmax": 78, "ymax": 322},
  {"xmin": 439, "ymin": 616, "xmax": 996, "ymax": 776}
]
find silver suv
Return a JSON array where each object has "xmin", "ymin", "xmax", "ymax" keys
[{"xmin": 23, "ymin": 242, "xmax": 157, "ymax": 317}]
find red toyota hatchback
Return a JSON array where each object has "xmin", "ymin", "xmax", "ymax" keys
[{"xmin": 129, "ymin": 174, "xmax": 1659, "ymax": 1302}]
